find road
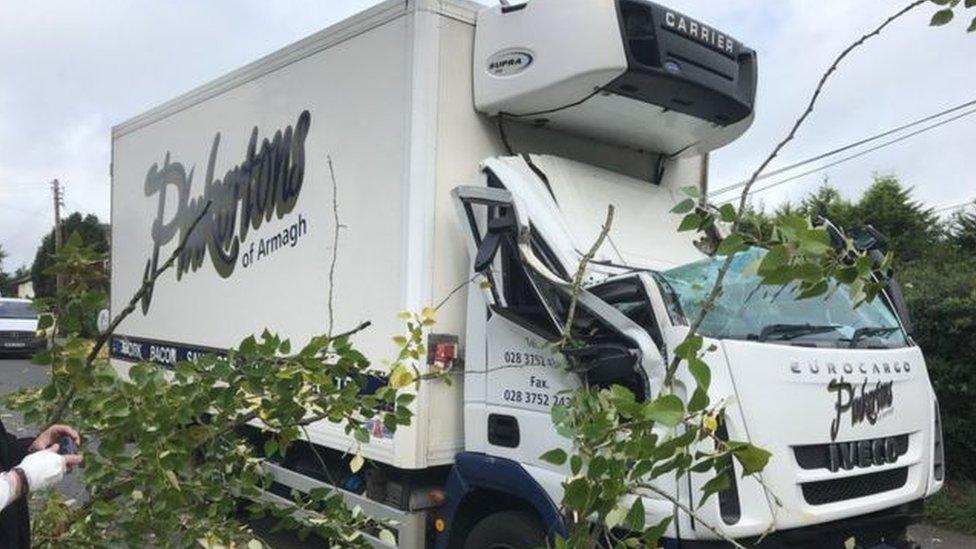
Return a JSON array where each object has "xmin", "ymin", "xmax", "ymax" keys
[{"xmin": 2, "ymin": 356, "xmax": 975, "ymax": 548}]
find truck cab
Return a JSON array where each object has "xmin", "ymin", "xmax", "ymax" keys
[{"xmin": 448, "ymin": 153, "xmax": 942, "ymax": 548}]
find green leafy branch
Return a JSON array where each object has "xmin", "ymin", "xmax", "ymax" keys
[{"xmin": 929, "ymin": 0, "xmax": 976, "ymax": 32}]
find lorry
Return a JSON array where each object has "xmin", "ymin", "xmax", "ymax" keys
[{"xmin": 109, "ymin": 0, "xmax": 944, "ymax": 547}]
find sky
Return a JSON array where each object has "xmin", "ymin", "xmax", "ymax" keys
[{"xmin": 0, "ymin": 0, "xmax": 974, "ymax": 270}]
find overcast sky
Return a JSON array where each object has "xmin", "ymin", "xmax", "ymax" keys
[{"xmin": 1, "ymin": 0, "xmax": 973, "ymax": 270}]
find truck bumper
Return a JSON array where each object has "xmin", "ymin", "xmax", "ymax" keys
[{"xmin": 666, "ymin": 499, "xmax": 924, "ymax": 549}]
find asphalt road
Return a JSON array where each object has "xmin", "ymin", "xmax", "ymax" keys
[{"xmin": 1, "ymin": 356, "xmax": 974, "ymax": 549}]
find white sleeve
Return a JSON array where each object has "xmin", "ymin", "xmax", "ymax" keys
[{"xmin": 0, "ymin": 472, "xmax": 14, "ymax": 511}]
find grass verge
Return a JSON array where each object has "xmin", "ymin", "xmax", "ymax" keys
[{"xmin": 925, "ymin": 479, "xmax": 976, "ymax": 536}]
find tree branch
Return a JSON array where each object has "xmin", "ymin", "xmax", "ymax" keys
[
  {"xmin": 635, "ymin": 482, "xmax": 747, "ymax": 549},
  {"xmin": 325, "ymin": 156, "xmax": 344, "ymax": 338},
  {"xmin": 47, "ymin": 202, "xmax": 213, "ymax": 425},
  {"xmin": 329, "ymin": 321, "xmax": 372, "ymax": 342},
  {"xmin": 559, "ymin": 205, "xmax": 614, "ymax": 345}
]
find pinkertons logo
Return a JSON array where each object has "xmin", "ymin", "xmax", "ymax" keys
[
  {"xmin": 827, "ymin": 377, "xmax": 894, "ymax": 441},
  {"xmin": 140, "ymin": 110, "xmax": 311, "ymax": 313}
]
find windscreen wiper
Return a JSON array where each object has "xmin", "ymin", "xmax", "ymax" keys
[
  {"xmin": 846, "ymin": 326, "xmax": 900, "ymax": 348},
  {"xmin": 755, "ymin": 323, "xmax": 842, "ymax": 342}
]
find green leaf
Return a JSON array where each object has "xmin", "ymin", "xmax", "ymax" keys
[
  {"xmin": 240, "ymin": 335, "xmax": 257, "ymax": 355},
  {"xmin": 644, "ymin": 394, "xmax": 684, "ymax": 427},
  {"xmin": 642, "ymin": 517, "xmax": 672, "ymax": 547},
  {"xmin": 539, "ymin": 448, "xmax": 568, "ymax": 466},
  {"xmin": 731, "ymin": 443, "xmax": 772, "ymax": 476},
  {"xmin": 687, "ymin": 388, "xmax": 709, "ymax": 413},
  {"xmin": 670, "ymin": 198, "xmax": 696, "ymax": 215},
  {"xmin": 674, "ymin": 334, "xmax": 703, "ymax": 359},
  {"xmin": 716, "ymin": 234, "xmax": 747, "ymax": 257},
  {"xmin": 625, "ymin": 497, "xmax": 645, "ymax": 531},
  {"xmin": 563, "ymin": 478, "xmax": 590, "ymax": 511},
  {"xmin": 966, "ymin": 0, "xmax": 975, "ymax": 7},
  {"xmin": 37, "ymin": 314, "xmax": 54, "ymax": 330},
  {"xmin": 681, "ymin": 185, "xmax": 701, "ymax": 199},
  {"xmin": 796, "ymin": 279, "xmax": 829, "ymax": 299},
  {"xmin": 264, "ymin": 438, "xmax": 279, "ymax": 458},
  {"xmin": 677, "ymin": 213, "xmax": 703, "ymax": 232},
  {"xmin": 698, "ymin": 471, "xmax": 730, "ymax": 507},
  {"xmin": 969, "ymin": 15, "xmax": 976, "ymax": 31},
  {"xmin": 719, "ymin": 203, "xmax": 737, "ymax": 223},
  {"xmin": 690, "ymin": 457, "xmax": 716, "ymax": 473},
  {"xmin": 354, "ymin": 428, "xmax": 370, "ymax": 444},
  {"xmin": 570, "ymin": 455, "xmax": 583, "ymax": 476},
  {"xmin": 931, "ymin": 8, "xmax": 954, "ymax": 25},
  {"xmin": 688, "ymin": 357, "xmax": 711, "ymax": 393},
  {"xmin": 632, "ymin": 459, "xmax": 654, "ymax": 480}
]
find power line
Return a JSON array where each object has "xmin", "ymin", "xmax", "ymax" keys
[
  {"xmin": 716, "ymin": 106, "xmax": 976, "ymax": 204},
  {"xmin": 933, "ymin": 200, "xmax": 974, "ymax": 215},
  {"xmin": 712, "ymin": 97, "xmax": 976, "ymax": 196}
]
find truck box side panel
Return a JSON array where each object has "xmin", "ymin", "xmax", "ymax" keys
[
  {"xmin": 112, "ymin": 14, "xmax": 410, "ymax": 360},
  {"xmin": 111, "ymin": 15, "xmax": 416, "ymax": 462}
]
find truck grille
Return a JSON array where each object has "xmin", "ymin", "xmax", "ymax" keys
[
  {"xmin": 801, "ymin": 467, "xmax": 908, "ymax": 505},
  {"xmin": 794, "ymin": 434, "xmax": 909, "ymax": 471}
]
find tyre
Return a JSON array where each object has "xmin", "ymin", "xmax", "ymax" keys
[{"xmin": 462, "ymin": 510, "xmax": 546, "ymax": 549}]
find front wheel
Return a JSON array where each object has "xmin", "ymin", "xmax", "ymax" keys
[{"xmin": 462, "ymin": 510, "xmax": 546, "ymax": 549}]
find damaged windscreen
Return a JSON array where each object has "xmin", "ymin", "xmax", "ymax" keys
[{"xmin": 656, "ymin": 247, "xmax": 908, "ymax": 348}]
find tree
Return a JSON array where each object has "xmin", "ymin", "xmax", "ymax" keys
[
  {"xmin": 9, "ymin": 224, "xmax": 419, "ymax": 547},
  {"xmin": 0, "ymin": 244, "xmax": 10, "ymax": 296},
  {"xmin": 31, "ymin": 213, "xmax": 109, "ymax": 297},
  {"xmin": 795, "ymin": 181, "xmax": 856, "ymax": 228},
  {"xmin": 850, "ymin": 175, "xmax": 939, "ymax": 263},
  {"xmin": 948, "ymin": 203, "xmax": 976, "ymax": 250}
]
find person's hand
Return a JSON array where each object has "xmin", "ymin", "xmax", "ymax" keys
[
  {"xmin": 48, "ymin": 444, "xmax": 83, "ymax": 472},
  {"xmin": 18, "ymin": 450, "xmax": 69, "ymax": 492},
  {"xmin": 30, "ymin": 424, "xmax": 80, "ymax": 453}
]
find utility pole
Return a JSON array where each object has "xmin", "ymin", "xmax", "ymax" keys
[{"xmin": 51, "ymin": 179, "xmax": 64, "ymax": 293}]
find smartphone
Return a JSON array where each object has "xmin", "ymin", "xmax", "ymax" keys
[{"xmin": 58, "ymin": 436, "xmax": 78, "ymax": 456}]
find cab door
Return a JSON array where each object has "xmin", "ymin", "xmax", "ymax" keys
[{"xmin": 451, "ymin": 157, "xmax": 667, "ymax": 468}]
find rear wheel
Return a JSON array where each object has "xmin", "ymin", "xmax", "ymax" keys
[{"xmin": 462, "ymin": 510, "xmax": 545, "ymax": 549}]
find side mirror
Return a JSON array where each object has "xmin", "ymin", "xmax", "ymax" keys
[
  {"xmin": 850, "ymin": 226, "xmax": 913, "ymax": 336},
  {"xmin": 882, "ymin": 276, "xmax": 914, "ymax": 336},
  {"xmin": 849, "ymin": 225, "xmax": 888, "ymax": 252},
  {"xmin": 474, "ymin": 211, "xmax": 516, "ymax": 272},
  {"xmin": 97, "ymin": 309, "xmax": 111, "ymax": 335}
]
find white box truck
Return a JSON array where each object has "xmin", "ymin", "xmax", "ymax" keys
[{"xmin": 110, "ymin": 1, "xmax": 944, "ymax": 547}]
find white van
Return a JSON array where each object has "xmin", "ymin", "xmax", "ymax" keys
[{"xmin": 0, "ymin": 298, "xmax": 44, "ymax": 357}]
